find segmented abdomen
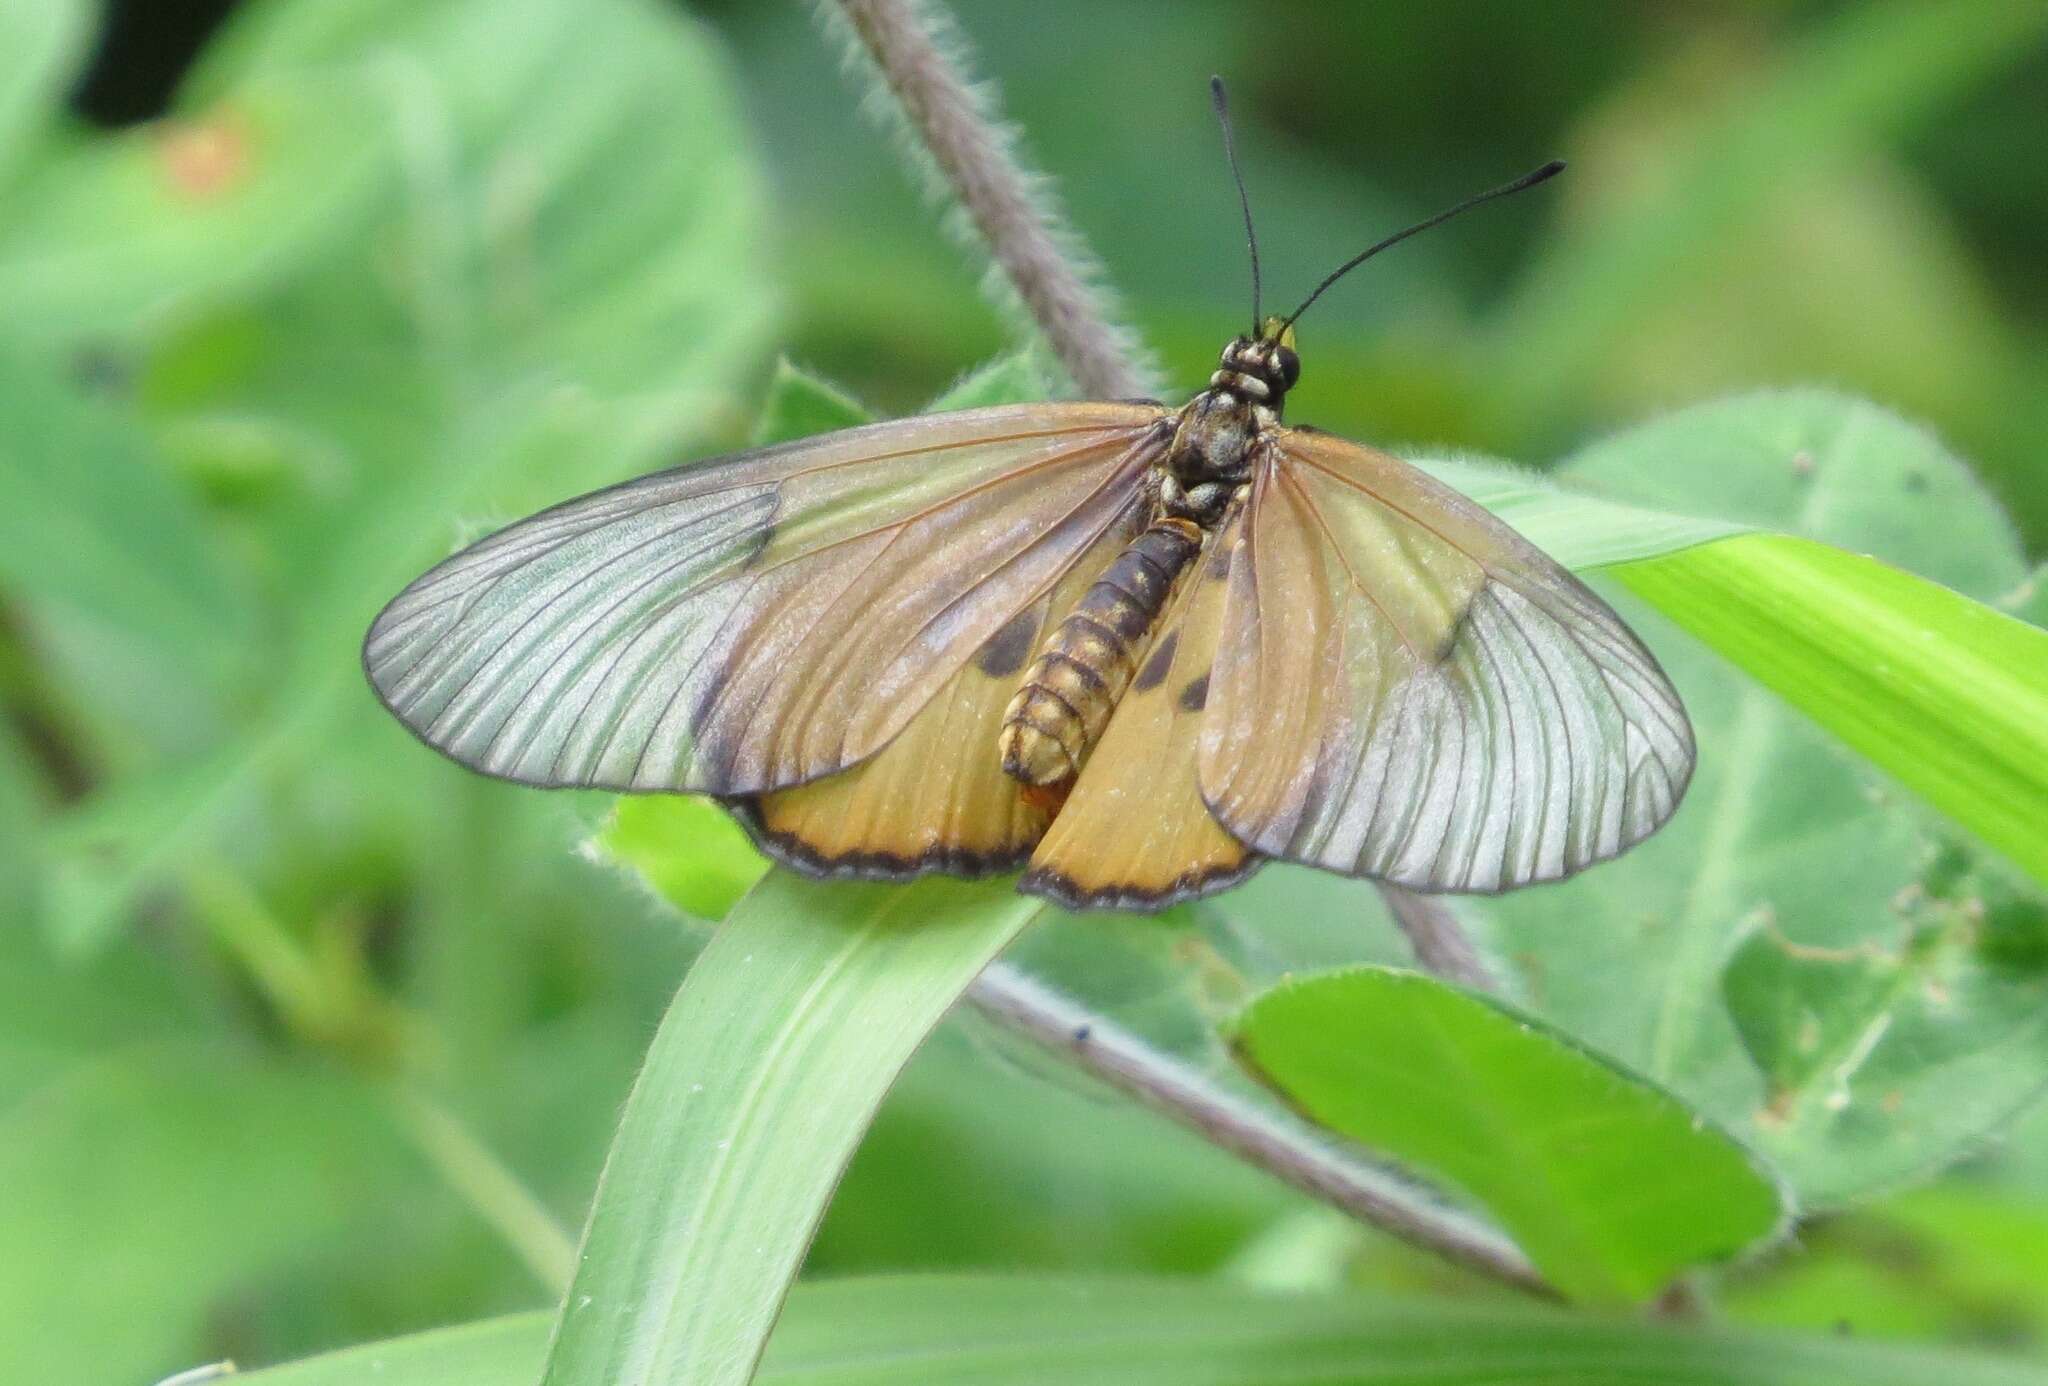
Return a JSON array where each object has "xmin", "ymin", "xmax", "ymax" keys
[{"xmin": 999, "ymin": 517, "xmax": 1202, "ymax": 785}]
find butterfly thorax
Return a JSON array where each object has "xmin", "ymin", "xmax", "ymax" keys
[
  {"xmin": 997, "ymin": 334, "xmax": 1301, "ymax": 791},
  {"xmin": 1160, "ymin": 332, "xmax": 1298, "ymax": 521}
]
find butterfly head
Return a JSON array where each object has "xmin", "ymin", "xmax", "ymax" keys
[{"xmin": 1211, "ymin": 319, "xmax": 1300, "ymax": 407}]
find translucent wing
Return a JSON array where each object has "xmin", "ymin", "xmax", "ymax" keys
[
  {"xmin": 365, "ymin": 402, "xmax": 1166, "ymax": 794},
  {"xmin": 726, "ymin": 515, "xmax": 1141, "ymax": 878},
  {"xmin": 1199, "ymin": 429, "xmax": 1694, "ymax": 892},
  {"xmin": 1021, "ymin": 507, "xmax": 1257, "ymax": 909}
]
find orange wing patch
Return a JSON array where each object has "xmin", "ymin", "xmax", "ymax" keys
[
  {"xmin": 729, "ymin": 644, "xmax": 1052, "ymax": 878},
  {"xmin": 1020, "ymin": 509, "xmax": 1258, "ymax": 909},
  {"xmin": 727, "ymin": 513, "xmax": 1142, "ymax": 880}
]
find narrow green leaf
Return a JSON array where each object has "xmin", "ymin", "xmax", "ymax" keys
[
  {"xmin": 1232, "ymin": 966, "xmax": 1786, "ymax": 1304},
  {"xmin": 539, "ymin": 873, "xmax": 1041, "ymax": 1386},
  {"xmin": 1419, "ymin": 453, "xmax": 1744, "ymax": 570},
  {"xmin": 1617, "ymin": 534, "xmax": 2048, "ymax": 885},
  {"xmin": 235, "ymin": 1275, "xmax": 2046, "ymax": 1386}
]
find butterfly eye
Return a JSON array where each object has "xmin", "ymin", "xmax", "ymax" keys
[{"xmin": 1274, "ymin": 345, "xmax": 1300, "ymax": 389}]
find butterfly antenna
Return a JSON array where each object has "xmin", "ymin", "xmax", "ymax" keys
[
  {"xmin": 1210, "ymin": 76, "xmax": 1262, "ymax": 336},
  {"xmin": 1281, "ymin": 159, "xmax": 1566, "ymax": 333}
]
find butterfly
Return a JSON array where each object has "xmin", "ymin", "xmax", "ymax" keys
[{"xmin": 362, "ymin": 101, "xmax": 1693, "ymax": 914}]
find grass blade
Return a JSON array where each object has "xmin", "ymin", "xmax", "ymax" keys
[
  {"xmin": 239, "ymin": 1275, "xmax": 2046, "ymax": 1385},
  {"xmin": 1618, "ymin": 533, "xmax": 2048, "ymax": 884},
  {"xmin": 538, "ymin": 872, "xmax": 1040, "ymax": 1386}
]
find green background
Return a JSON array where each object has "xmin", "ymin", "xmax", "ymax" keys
[{"xmin": 3, "ymin": 1, "xmax": 2046, "ymax": 1380}]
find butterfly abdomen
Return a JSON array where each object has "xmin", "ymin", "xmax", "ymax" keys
[{"xmin": 999, "ymin": 516, "xmax": 1203, "ymax": 786}]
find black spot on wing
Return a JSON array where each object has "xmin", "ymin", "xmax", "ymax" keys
[
  {"xmin": 975, "ymin": 607, "xmax": 1042, "ymax": 677},
  {"xmin": 1177, "ymin": 672, "xmax": 1210, "ymax": 713},
  {"xmin": 1134, "ymin": 630, "xmax": 1179, "ymax": 692}
]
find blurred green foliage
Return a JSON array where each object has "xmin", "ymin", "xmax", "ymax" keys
[{"xmin": 3, "ymin": 1, "xmax": 2047, "ymax": 1381}]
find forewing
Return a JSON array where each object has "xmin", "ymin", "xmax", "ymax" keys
[
  {"xmin": 1021, "ymin": 507, "xmax": 1257, "ymax": 910},
  {"xmin": 365, "ymin": 402, "xmax": 1164, "ymax": 794},
  {"xmin": 726, "ymin": 518, "xmax": 1140, "ymax": 879},
  {"xmin": 1200, "ymin": 430, "xmax": 1694, "ymax": 892}
]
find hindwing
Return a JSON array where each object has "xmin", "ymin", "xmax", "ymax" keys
[{"xmin": 1198, "ymin": 429, "xmax": 1694, "ymax": 892}]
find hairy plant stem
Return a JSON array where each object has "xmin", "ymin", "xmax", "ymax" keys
[
  {"xmin": 1377, "ymin": 884, "xmax": 1502, "ymax": 992},
  {"xmin": 817, "ymin": 0, "xmax": 1540, "ymax": 1296},
  {"xmin": 822, "ymin": 0, "xmax": 1157, "ymax": 399},
  {"xmin": 966, "ymin": 963, "xmax": 1555, "ymax": 1297}
]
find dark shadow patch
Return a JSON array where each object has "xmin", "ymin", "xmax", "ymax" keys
[
  {"xmin": 975, "ymin": 607, "xmax": 1041, "ymax": 677},
  {"xmin": 1134, "ymin": 630, "xmax": 1179, "ymax": 691},
  {"xmin": 1177, "ymin": 672, "xmax": 1210, "ymax": 713}
]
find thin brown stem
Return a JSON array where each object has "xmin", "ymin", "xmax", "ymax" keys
[
  {"xmin": 1378, "ymin": 884, "xmax": 1502, "ymax": 992},
  {"xmin": 823, "ymin": 0, "xmax": 1158, "ymax": 399},
  {"xmin": 966, "ymin": 962, "xmax": 1556, "ymax": 1298}
]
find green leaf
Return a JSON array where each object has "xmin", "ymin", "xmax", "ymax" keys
[
  {"xmin": 1722, "ymin": 847, "xmax": 2048, "ymax": 1194},
  {"xmin": 1232, "ymin": 966, "xmax": 1786, "ymax": 1303},
  {"xmin": 0, "ymin": 0, "xmax": 90, "ymax": 183},
  {"xmin": 750, "ymin": 357, "xmax": 872, "ymax": 446},
  {"xmin": 0, "ymin": 70, "xmax": 390, "ymax": 339},
  {"xmin": 26, "ymin": 0, "xmax": 775, "ymax": 951},
  {"xmin": 1617, "ymin": 534, "xmax": 2048, "ymax": 884},
  {"xmin": 539, "ymin": 873, "xmax": 1041, "ymax": 1386},
  {"xmin": 927, "ymin": 351, "xmax": 1056, "ymax": 411},
  {"xmin": 1419, "ymin": 453, "xmax": 1744, "ymax": 569},
  {"xmin": 1441, "ymin": 391, "xmax": 2047, "ymax": 890},
  {"xmin": 1477, "ymin": 389, "xmax": 2048, "ymax": 1207},
  {"xmin": 595, "ymin": 797, "xmax": 767, "ymax": 922},
  {"xmin": 233, "ymin": 1275, "xmax": 2047, "ymax": 1385},
  {"xmin": 1721, "ymin": 921, "xmax": 1904, "ymax": 1110},
  {"xmin": 0, "ymin": 347, "xmax": 252, "ymax": 700}
]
